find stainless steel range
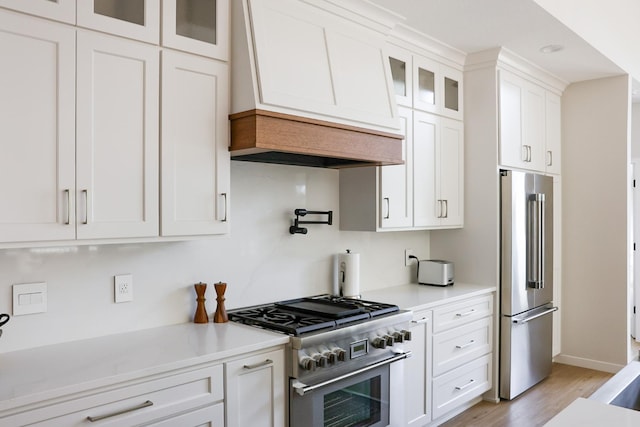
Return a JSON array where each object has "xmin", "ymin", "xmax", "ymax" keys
[{"xmin": 228, "ymin": 294, "xmax": 412, "ymax": 427}]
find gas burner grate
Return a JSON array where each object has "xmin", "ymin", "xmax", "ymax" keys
[{"xmin": 228, "ymin": 294, "xmax": 400, "ymax": 336}]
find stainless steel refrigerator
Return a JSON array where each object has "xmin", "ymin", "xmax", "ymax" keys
[{"xmin": 500, "ymin": 169, "xmax": 558, "ymax": 400}]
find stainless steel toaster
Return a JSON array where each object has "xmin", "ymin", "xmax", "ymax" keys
[{"xmin": 418, "ymin": 260, "xmax": 454, "ymax": 286}]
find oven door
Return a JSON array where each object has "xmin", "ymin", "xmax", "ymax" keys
[{"xmin": 289, "ymin": 352, "xmax": 409, "ymax": 427}]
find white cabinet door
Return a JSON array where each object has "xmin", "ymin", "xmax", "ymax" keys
[
  {"xmin": 387, "ymin": 44, "xmax": 413, "ymax": 108},
  {"xmin": 226, "ymin": 349, "xmax": 286, "ymax": 427},
  {"xmin": 439, "ymin": 118, "xmax": 464, "ymax": 227},
  {"xmin": 77, "ymin": 0, "xmax": 160, "ymax": 43},
  {"xmin": 413, "ymin": 111, "xmax": 438, "ymax": 227},
  {"xmin": 404, "ymin": 311, "xmax": 432, "ymax": 426},
  {"xmin": 380, "ymin": 106, "xmax": 413, "ymax": 228},
  {"xmin": 0, "ymin": 0, "xmax": 75, "ymax": 23},
  {"xmin": 545, "ymin": 91, "xmax": 562, "ymax": 174},
  {"xmin": 162, "ymin": 0, "xmax": 229, "ymax": 60},
  {"xmin": 161, "ymin": 50, "xmax": 229, "ymax": 236},
  {"xmin": 0, "ymin": 11, "xmax": 76, "ymax": 243},
  {"xmin": 76, "ymin": 31, "xmax": 159, "ymax": 240},
  {"xmin": 523, "ymin": 81, "xmax": 546, "ymax": 171},
  {"xmin": 414, "ymin": 113, "xmax": 463, "ymax": 228},
  {"xmin": 499, "ymin": 70, "xmax": 526, "ymax": 170}
]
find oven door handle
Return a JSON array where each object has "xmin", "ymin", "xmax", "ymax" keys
[{"xmin": 291, "ymin": 350, "xmax": 412, "ymax": 397}]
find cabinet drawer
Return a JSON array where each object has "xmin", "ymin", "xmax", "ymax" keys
[
  {"xmin": 433, "ymin": 317, "xmax": 492, "ymax": 376},
  {"xmin": 8, "ymin": 365, "xmax": 223, "ymax": 427},
  {"xmin": 432, "ymin": 354, "xmax": 492, "ymax": 419},
  {"xmin": 433, "ymin": 294, "xmax": 493, "ymax": 333}
]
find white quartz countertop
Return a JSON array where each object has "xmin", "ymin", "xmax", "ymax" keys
[
  {"xmin": 544, "ymin": 398, "xmax": 640, "ymax": 426},
  {"xmin": 0, "ymin": 322, "xmax": 288, "ymax": 411},
  {"xmin": 361, "ymin": 282, "xmax": 496, "ymax": 311}
]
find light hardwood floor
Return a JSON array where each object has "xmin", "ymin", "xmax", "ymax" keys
[{"xmin": 439, "ymin": 363, "xmax": 613, "ymax": 427}]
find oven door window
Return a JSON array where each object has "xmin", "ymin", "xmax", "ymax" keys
[{"xmin": 290, "ymin": 364, "xmax": 390, "ymax": 427}]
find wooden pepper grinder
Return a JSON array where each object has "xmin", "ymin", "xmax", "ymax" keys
[
  {"xmin": 193, "ymin": 282, "xmax": 209, "ymax": 324},
  {"xmin": 213, "ymin": 282, "xmax": 228, "ymax": 323}
]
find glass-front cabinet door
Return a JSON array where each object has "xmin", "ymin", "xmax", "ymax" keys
[
  {"xmin": 412, "ymin": 56, "xmax": 439, "ymax": 115},
  {"xmin": 77, "ymin": 0, "xmax": 160, "ymax": 43},
  {"xmin": 387, "ymin": 45, "xmax": 412, "ymax": 107},
  {"xmin": 441, "ymin": 64, "xmax": 463, "ymax": 120},
  {"xmin": 0, "ymin": 0, "xmax": 75, "ymax": 23},
  {"xmin": 162, "ymin": 0, "xmax": 229, "ymax": 60}
]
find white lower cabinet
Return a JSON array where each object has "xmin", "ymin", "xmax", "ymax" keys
[
  {"xmin": 5, "ymin": 365, "xmax": 224, "ymax": 426},
  {"xmin": 404, "ymin": 310, "xmax": 432, "ymax": 426},
  {"xmin": 225, "ymin": 348, "xmax": 286, "ymax": 427},
  {"xmin": 1, "ymin": 348, "xmax": 286, "ymax": 427},
  {"xmin": 406, "ymin": 293, "xmax": 494, "ymax": 426}
]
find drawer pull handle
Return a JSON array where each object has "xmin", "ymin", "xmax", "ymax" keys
[
  {"xmin": 87, "ymin": 400, "xmax": 153, "ymax": 422},
  {"xmin": 455, "ymin": 339, "xmax": 476, "ymax": 349},
  {"xmin": 455, "ymin": 309, "xmax": 476, "ymax": 317},
  {"xmin": 454, "ymin": 379, "xmax": 476, "ymax": 391},
  {"xmin": 244, "ymin": 359, "xmax": 273, "ymax": 370},
  {"xmin": 412, "ymin": 317, "xmax": 429, "ymax": 324}
]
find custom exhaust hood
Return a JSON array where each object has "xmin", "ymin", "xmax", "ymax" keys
[{"xmin": 229, "ymin": 0, "xmax": 405, "ymax": 168}]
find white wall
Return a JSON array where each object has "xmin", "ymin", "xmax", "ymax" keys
[
  {"xmin": 558, "ymin": 75, "xmax": 631, "ymax": 371},
  {"xmin": 0, "ymin": 161, "xmax": 430, "ymax": 353}
]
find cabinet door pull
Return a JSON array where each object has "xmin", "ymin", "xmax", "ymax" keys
[
  {"xmin": 437, "ymin": 200, "xmax": 443, "ymax": 218},
  {"xmin": 412, "ymin": 317, "xmax": 429, "ymax": 324},
  {"xmin": 64, "ymin": 189, "xmax": 70, "ymax": 225},
  {"xmin": 528, "ymin": 145, "xmax": 532, "ymax": 162},
  {"xmin": 82, "ymin": 189, "xmax": 88, "ymax": 225},
  {"xmin": 521, "ymin": 145, "xmax": 528, "ymax": 162},
  {"xmin": 546, "ymin": 150, "xmax": 553, "ymax": 166},
  {"xmin": 443, "ymin": 200, "xmax": 448, "ymax": 218},
  {"xmin": 243, "ymin": 359, "xmax": 273, "ymax": 370},
  {"xmin": 455, "ymin": 308, "xmax": 476, "ymax": 317},
  {"xmin": 455, "ymin": 339, "xmax": 476, "ymax": 349},
  {"xmin": 383, "ymin": 197, "xmax": 390, "ymax": 219},
  {"xmin": 87, "ymin": 400, "xmax": 153, "ymax": 422},
  {"xmin": 454, "ymin": 379, "xmax": 476, "ymax": 391},
  {"xmin": 220, "ymin": 192, "xmax": 228, "ymax": 222}
]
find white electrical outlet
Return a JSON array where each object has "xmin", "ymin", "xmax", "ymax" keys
[
  {"xmin": 114, "ymin": 274, "xmax": 133, "ymax": 303},
  {"xmin": 404, "ymin": 249, "xmax": 415, "ymax": 266}
]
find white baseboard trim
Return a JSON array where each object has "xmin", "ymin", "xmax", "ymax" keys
[{"xmin": 553, "ymin": 354, "xmax": 624, "ymax": 373}]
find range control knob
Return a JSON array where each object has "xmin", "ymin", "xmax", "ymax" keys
[
  {"xmin": 383, "ymin": 335, "xmax": 394, "ymax": 347},
  {"xmin": 313, "ymin": 355, "xmax": 328, "ymax": 368},
  {"xmin": 329, "ymin": 345, "xmax": 347, "ymax": 362},
  {"xmin": 299, "ymin": 356, "xmax": 316, "ymax": 371},
  {"xmin": 318, "ymin": 346, "xmax": 336, "ymax": 364},
  {"xmin": 372, "ymin": 337, "xmax": 387, "ymax": 349},
  {"xmin": 402, "ymin": 329, "xmax": 412, "ymax": 341},
  {"xmin": 392, "ymin": 332, "xmax": 404, "ymax": 343}
]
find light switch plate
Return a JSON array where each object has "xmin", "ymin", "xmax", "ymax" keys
[{"xmin": 13, "ymin": 282, "xmax": 47, "ymax": 316}]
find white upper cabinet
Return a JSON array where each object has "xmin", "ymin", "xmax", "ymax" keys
[
  {"xmin": 0, "ymin": 0, "xmax": 75, "ymax": 23},
  {"xmin": 77, "ymin": 0, "xmax": 229, "ymax": 58},
  {"xmin": 161, "ymin": 51, "xmax": 230, "ymax": 236},
  {"xmin": 498, "ymin": 68, "xmax": 562, "ymax": 174},
  {"xmin": 76, "ymin": 31, "xmax": 160, "ymax": 239},
  {"xmin": 162, "ymin": 0, "xmax": 229, "ymax": 60},
  {"xmin": 413, "ymin": 112, "xmax": 463, "ymax": 228},
  {"xmin": 232, "ymin": 0, "xmax": 400, "ymax": 132},
  {"xmin": 77, "ymin": 0, "xmax": 160, "ymax": 44},
  {"xmin": 0, "ymin": 11, "xmax": 76, "ymax": 243},
  {"xmin": 545, "ymin": 91, "xmax": 562, "ymax": 174},
  {"xmin": 380, "ymin": 106, "xmax": 414, "ymax": 229},
  {"xmin": 388, "ymin": 43, "xmax": 463, "ymax": 120}
]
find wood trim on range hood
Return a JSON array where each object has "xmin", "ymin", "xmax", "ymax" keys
[{"xmin": 229, "ymin": 109, "xmax": 404, "ymax": 168}]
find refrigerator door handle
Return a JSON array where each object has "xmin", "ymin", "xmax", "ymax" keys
[
  {"xmin": 512, "ymin": 306, "xmax": 558, "ymax": 325},
  {"xmin": 527, "ymin": 193, "xmax": 546, "ymax": 289}
]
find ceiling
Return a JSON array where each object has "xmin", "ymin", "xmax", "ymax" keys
[{"xmin": 370, "ymin": 0, "xmax": 624, "ymax": 85}]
